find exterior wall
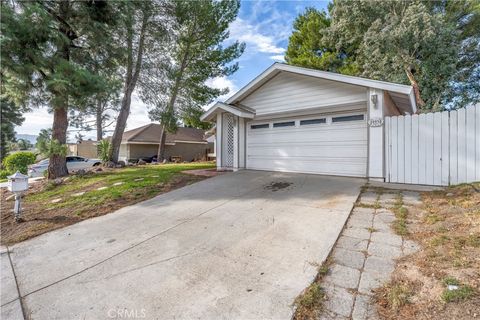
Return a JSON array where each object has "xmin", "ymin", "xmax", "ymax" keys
[
  {"xmin": 119, "ymin": 144, "xmax": 129, "ymax": 161},
  {"xmin": 238, "ymin": 117, "xmax": 246, "ymax": 168},
  {"xmin": 68, "ymin": 142, "xmax": 97, "ymax": 158},
  {"xmin": 383, "ymin": 92, "xmax": 402, "ymax": 116},
  {"xmin": 164, "ymin": 143, "xmax": 209, "ymax": 162},
  {"xmin": 367, "ymin": 88, "xmax": 385, "ymax": 180},
  {"xmin": 67, "ymin": 144, "xmax": 77, "ymax": 156},
  {"xmin": 128, "ymin": 144, "xmax": 158, "ymax": 160},
  {"xmin": 216, "ymin": 113, "xmax": 223, "ymax": 168},
  {"xmin": 241, "ymin": 72, "xmax": 367, "ymax": 116},
  {"xmin": 125, "ymin": 143, "xmax": 210, "ymax": 162}
]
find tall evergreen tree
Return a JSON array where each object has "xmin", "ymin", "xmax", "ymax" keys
[
  {"xmin": 285, "ymin": 8, "xmax": 357, "ymax": 74},
  {"xmin": 145, "ymin": 0, "xmax": 244, "ymax": 160},
  {"xmin": 108, "ymin": 0, "xmax": 171, "ymax": 163},
  {"xmin": 0, "ymin": 98, "xmax": 25, "ymax": 161},
  {"xmin": 286, "ymin": 0, "xmax": 479, "ymax": 111},
  {"xmin": 69, "ymin": 37, "xmax": 124, "ymax": 141},
  {"xmin": 1, "ymin": 1, "xmax": 117, "ymax": 178}
]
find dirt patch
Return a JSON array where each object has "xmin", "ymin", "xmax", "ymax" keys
[
  {"xmin": 374, "ymin": 183, "xmax": 480, "ymax": 319},
  {"xmin": 1, "ymin": 174, "xmax": 206, "ymax": 245},
  {"xmin": 264, "ymin": 181, "xmax": 293, "ymax": 192},
  {"xmin": 181, "ymin": 168, "xmax": 226, "ymax": 177}
]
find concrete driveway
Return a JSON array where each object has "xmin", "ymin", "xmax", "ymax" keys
[{"xmin": 1, "ymin": 170, "xmax": 364, "ymax": 320}]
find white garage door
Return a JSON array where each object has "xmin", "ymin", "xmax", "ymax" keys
[{"xmin": 246, "ymin": 113, "xmax": 367, "ymax": 177}]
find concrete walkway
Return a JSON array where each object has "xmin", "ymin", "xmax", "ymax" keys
[
  {"xmin": 1, "ymin": 170, "xmax": 363, "ymax": 320},
  {"xmin": 320, "ymin": 188, "xmax": 421, "ymax": 320}
]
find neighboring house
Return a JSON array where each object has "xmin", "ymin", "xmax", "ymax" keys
[
  {"xmin": 201, "ymin": 63, "xmax": 417, "ymax": 180},
  {"xmin": 68, "ymin": 139, "xmax": 98, "ymax": 158},
  {"xmin": 118, "ymin": 124, "xmax": 212, "ymax": 162}
]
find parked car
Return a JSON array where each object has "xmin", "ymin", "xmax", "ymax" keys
[{"xmin": 28, "ymin": 156, "xmax": 101, "ymax": 177}]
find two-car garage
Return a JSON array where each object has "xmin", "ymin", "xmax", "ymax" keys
[
  {"xmin": 201, "ymin": 63, "xmax": 417, "ymax": 180},
  {"xmin": 246, "ymin": 112, "xmax": 368, "ymax": 177}
]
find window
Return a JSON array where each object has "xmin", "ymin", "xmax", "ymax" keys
[
  {"xmin": 273, "ymin": 121, "xmax": 295, "ymax": 128},
  {"xmin": 332, "ymin": 114, "xmax": 364, "ymax": 123},
  {"xmin": 300, "ymin": 118, "xmax": 326, "ymax": 126},
  {"xmin": 251, "ymin": 124, "xmax": 269, "ymax": 129}
]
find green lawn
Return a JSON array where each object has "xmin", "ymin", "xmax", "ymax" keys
[
  {"xmin": 1, "ymin": 162, "xmax": 215, "ymax": 244},
  {"xmin": 28, "ymin": 162, "xmax": 215, "ymax": 210}
]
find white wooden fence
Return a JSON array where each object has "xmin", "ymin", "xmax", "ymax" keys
[{"xmin": 385, "ymin": 104, "xmax": 480, "ymax": 186}]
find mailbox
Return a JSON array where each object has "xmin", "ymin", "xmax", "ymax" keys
[
  {"xmin": 7, "ymin": 171, "xmax": 29, "ymax": 193},
  {"xmin": 7, "ymin": 171, "xmax": 29, "ymax": 222}
]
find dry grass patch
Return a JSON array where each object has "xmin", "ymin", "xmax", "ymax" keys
[
  {"xmin": 292, "ymin": 261, "xmax": 330, "ymax": 320},
  {"xmin": 391, "ymin": 195, "xmax": 409, "ymax": 236},
  {"xmin": 374, "ymin": 183, "xmax": 480, "ymax": 319}
]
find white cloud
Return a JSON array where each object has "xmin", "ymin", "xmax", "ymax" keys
[
  {"xmin": 229, "ymin": 18, "xmax": 285, "ymax": 55},
  {"xmin": 127, "ymin": 93, "xmax": 153, "ymax": 130},
  {"xmin": 205, "ymin": 76, "xmax": 238, "ymax": 107},
  {"xmin": 270, "ymin": 55, "xmax": 285, "ymax": 62},
  {"xmin": 16, "ymin": 107, "xmax": 53, "ymax": 136}
]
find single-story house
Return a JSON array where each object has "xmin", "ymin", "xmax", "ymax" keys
[
  {"xmin": 118, "ymin": 124, "xmax": 213, "ymax": 162},
  {"xmin": 201, "ymin": 63, "xmax": 417, "ymax": 180}
]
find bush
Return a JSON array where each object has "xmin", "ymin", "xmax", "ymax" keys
[
  {"xmin": 0, "ymin": 170, "xmax": 9, "ymax": 180},
  {"xmin": 2, "ymin": 151, "xmax": 36, "ymax": 174},
  {"xmin": 98, "ymin": 139, "xmax": 111, "ymax": 163}
]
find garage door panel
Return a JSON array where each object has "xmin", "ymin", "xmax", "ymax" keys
[
  {"xmin": 247, "ymin": 133, "xmax": 367, "ymax": 144},
  {"xmin": 246, "ymin": 113, "xmax": 367, "ymax": 177},
  {"xmin": 248, "ymin": 128, "xmax": 366, "ymax": 143},
  {"xmin": 247, "ymin": 158, "xmax": 366, "ymax": 177},
  {"xmin": 247, "ymin": 145, "xmax": 367, "ymax": 158}
]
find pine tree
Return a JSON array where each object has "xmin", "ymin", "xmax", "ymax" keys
[
  {"xmin": 285, "ymin": 8, "xmax": 356, "ymax": 74},
  {"xmin": 0, "ymin": 98, "xmax": 25, "ymax": 162},
  {"xmin": 1, "ymin": 1, "xmax": 117, "ymax": 178},
  {"xmin": 286, "ymin": 0, "xmax": 480, "ymax": 110},
  {"xmin": 145, "ymin": 0, "xmax": 244, "ymax": 160},
  {"xmin": 108, "ymin": 0, "xmax": 171, "ymax": 163}
]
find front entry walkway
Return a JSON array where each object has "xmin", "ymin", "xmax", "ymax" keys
[
  {"xmin": 319, "ymin": 189, "xmax": 421, "ymax": 319},
  {"xmin": 1, "ymin": 170, "xmax": 363, "ymax": 320}
]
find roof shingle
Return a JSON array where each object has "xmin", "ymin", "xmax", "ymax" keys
[{"xmin": 122, "ymin": 124, "xmax": 207, "ymax": 144}]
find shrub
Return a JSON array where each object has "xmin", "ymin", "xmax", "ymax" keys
[
  {"xmin": 2, "ymin": 152, "xmax": 36, "ymax": 174},
  {"xmin": 98, "ymin": 139, "xmax": 111, "ymax": 163},
  {"xmin": 0, "ymin": 169, "xmax": 9, "ymax": 180}
]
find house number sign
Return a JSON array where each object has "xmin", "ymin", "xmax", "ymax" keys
[{"xmin": 368, "ymin": 118, "xmax": 384, "ymax": 127}]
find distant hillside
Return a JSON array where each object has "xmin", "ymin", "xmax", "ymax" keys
[{"xmin": 16, "ymin": 134, "xmax": 38, "ymax": 145}]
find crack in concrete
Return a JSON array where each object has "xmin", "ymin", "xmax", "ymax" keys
[
  {"xmin": 1, "ymin": 248, "xmax": 27, "ymax": 319},
  {"xmin": 94, "ymin": 251, "xmax": 196, "ymax": 282}
]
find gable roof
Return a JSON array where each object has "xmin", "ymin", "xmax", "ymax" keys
[
  {"xmin": 200, "ymin": 102, "xmax": 255, "ymax": 122},
  {"xmin": 122, "ymin": 124, "xmax": 207, "ymax": 144},
  {"xmin": 203, "ymin": 63, "xmax": 416, "ymax": 119}
]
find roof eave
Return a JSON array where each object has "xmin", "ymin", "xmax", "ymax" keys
[{"xmin": 201, "ymin": 102, "xmax": 255, "ymax": 122}]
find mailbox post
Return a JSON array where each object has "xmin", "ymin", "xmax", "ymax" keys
[{"xmin": 7, "ymin": 171, "xmax": 29, "ymax": 222}]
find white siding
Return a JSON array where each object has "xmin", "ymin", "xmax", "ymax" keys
[{"xmin": 241, "ymin": 72, "xmax": 367, "ymax": 115}]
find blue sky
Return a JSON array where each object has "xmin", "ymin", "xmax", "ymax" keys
[
  {"xmin": 216, "ymin": 0, "xmax": 330, "ymax": 97},
  {"xmin": 17, "ymin": 0, "xmax": 331, "ymax": 139}
]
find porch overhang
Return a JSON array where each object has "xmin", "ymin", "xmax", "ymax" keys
[{"xmin": 201, "ymin": 102, "xmax": 255, "ymax": 122}]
